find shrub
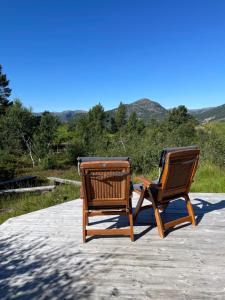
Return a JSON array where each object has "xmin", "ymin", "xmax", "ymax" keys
[{"xmin": 40, "ymin": 153, "xmax": 57, "ymax": 170}]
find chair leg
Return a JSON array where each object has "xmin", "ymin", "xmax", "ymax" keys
[
  {"xmin": 82, "ymin": 204, "xmax": 87, "ymax": 243},
  {"xmin": 128, "ymin": 209, "xmax": 134, "ymax": 241},
  {"xmin": 185, "ymin": 194, "xmax": 196, "ymax": 226},
  {"xmin": 133, "ymin": 189, "xmax": 145, "ymax": 221},
  {"xmin": 152, "ymin": 200, "xmax": 165, "ymax": 238}
]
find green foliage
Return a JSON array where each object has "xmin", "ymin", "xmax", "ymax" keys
[
  {"xmin": 0, "ymin": 100, "xmax": 39, "ymax": 174},
  {"xmin": 66, "ymin": 142, "xmax": 85, "ymax": 164},
  {"xmin": 40, "ymin": 153, "xmax": 57, "ymax": 170},
  {"xmin": 109, "ymin": 117, "xmax": 117, "ymax": 133},
  {"xmin": 88, "ymin": 103, "xmax": 105, "ymax": 130},
  {"xmin": 191, "ymin": 161, "xmax": 225, "ymax": 192},
  {"xmin": 0, "ymin": 64, "xmax": 13, "ymax": 116},
  {"xmin": 0, "ymin": 100, "xmax": 37, "ymax": 151},
  {"xmin": 72, "ymin": 103, "xmax": 109, "ymax": 156},
  {"xmin": 196, "ymin": 122, "xmax": 225, "ymax": 167},
  {"xmin": 34, "ymin": 112, "xmax": 60, "ymax": 159},
  {"xmin": 168, "ymin": 105, "xmax": 196, "ymax": 128},
  {"xmin": 0, "ymin": 151, "xmax": 16, "ymax": 180},
  {"xmin": 125, "ymin": 112, "xmax": 145, "ymax": 134},
  {"xmin": 2, "ymin": 97, "xmax": 225, "ymax": 192},
  {"xmin": 115, "ymin": 102, "xmax": 126, "ymax": 129}
]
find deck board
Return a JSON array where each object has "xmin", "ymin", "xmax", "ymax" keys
[{"xmin": 0, "ymin": 193, "xmax": 225, "ymax": 299}]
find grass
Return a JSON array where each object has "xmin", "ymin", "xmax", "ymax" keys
[
  {"xmin": 0, "ymin": 165, "xmax": 82, "ymax": 225},
  {"xmin": 191, "ymin": 161, "xmax": 225, "ymax": 192},
  {"xmin": 15, "ymin": 165, "xmax": 81, "ymax": 181},
  {"xmin": 0, "ymin": 184, "xmax": 80, "ymax": 225}
]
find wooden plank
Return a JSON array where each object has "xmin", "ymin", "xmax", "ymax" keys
[
  {"xmin": 86, "ymin": 228, "xmax": 131, "ymax": 236},
  {"xmin": 47, "ymin": 176, "xmax": 81, "ymax": 186},
  {"xmin": 0, "ymin": 185, "xmax": 55, "ymax": 195},
  {"xmin": 88, "ymin": 210, "xmax": 128, "ymax": 216},
  {"xmin": 0, "ymin": 175, "xmax": 36, "ymax": 187},
  {"xmin": 0, "ymin": 193, "xmax": 225, "ymax": 299}
]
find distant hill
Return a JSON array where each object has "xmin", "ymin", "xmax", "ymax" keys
[
  {"xmin": 107, "ymin": 98, "xmax": 168, "ymax": 121},
  {"xmin": 37, "ymin": 98, "xmax": 168, "ymax": 123},
  {"xmin": 35, "ymin": 99, "xmax": 225, "ymax": 123},
  {"xmin": 52, "ymin": 110, "xmax": 87, "ymax": 123},
  {"xmin": 189, "ymin": 104, "xmax": 225, "ymax": 122},
  {"xmin": 35, "ymin": 110, "xmax": 87, "ymax": 123}
]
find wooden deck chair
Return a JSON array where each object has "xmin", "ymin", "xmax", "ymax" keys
[
  {"xmin": 133, "ymin": 146, "xmax": 200, "ymax": 238},
  {"xmin": 78, "ymin": 157, "xmax": 134, "ymax": 242}
]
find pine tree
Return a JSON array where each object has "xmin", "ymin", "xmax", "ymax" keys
[
  {"xmin": 0, "ymin": 64, "xmax": 13, "ymax": 116},
  {"xmin": 115, "ymin": 102, "xmax": 126, "ymax": 128}
]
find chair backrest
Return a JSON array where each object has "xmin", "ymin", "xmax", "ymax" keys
[
  {"xmin": 158, "ymin": 148, "xmax": 200, "ymax": 200},
  {"xmin": 78, "ymin": 157, "xmax": 131, "ymax": 209},
  {"xmin": 158, "ymin": 146, "xmax": 198, "ymax": 180}
]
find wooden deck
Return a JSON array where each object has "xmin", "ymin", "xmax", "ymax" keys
[{"xmin": 0, "ymin": 193, "xmax": 225, "ymax": 299}]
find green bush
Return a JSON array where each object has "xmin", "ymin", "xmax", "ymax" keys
[
  {"xmin": 40, "ymin": 153, "xmax": 57, "ymax": 170},
  {"xmin": 66, "ymin": 143, "xmax": 85, "ymax": 164}
]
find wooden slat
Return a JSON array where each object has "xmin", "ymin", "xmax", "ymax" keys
[
  {"xmin": 47, "ymin": 177, "xmax": 81, "ymax": 186},
  {"xmin": 0, "ymin": 175, "xmax": 36, "ymax": 187},
  {"xmin": 88, "ymin": 211, "xmax": 128, "ymax": 216},
  {"xmin": 164, "ymin": 215, "xmax": 192, "ymax": 229},
  {"xmin": 86, "ymin": 228, "xmax": 131, "ymax": 236},
  {"xmin": 0, "ymin": 185, "xmax": 55, "ymax": 195}
]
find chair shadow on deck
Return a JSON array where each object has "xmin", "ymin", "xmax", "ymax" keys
[
  {"xmin": 135, "ymin": 197, "xmax": 225, "ymax": 238},
  {"xmin": 87, "ymin": 213, "xmax": 155, "ymax": 242},
  {"xmin": 87, "ymin": 197, "xmax": 225, "ymax": 241},
  {"xmin": 192, "ymin": 198, "xmax": 225, "ymax": 225}
]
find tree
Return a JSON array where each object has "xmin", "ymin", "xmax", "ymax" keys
[
  {"xmin": 109, "ymin": 116, "xmax": 117, "ymax": 133},
  {"xmin": 88, "ymin": 103, "xmax": 105, "ymax": 133},
  {"xmin": 0, "ymin": 64, "xmax": 13, "ymax": 116},
  {"xmin": 34, "ymin": 112, "xmax": 60, "ymax": 159},
  {"xmin": 115, "ymin": 102, "xmax": 126, "ymax": 128},
  {"xmin": 167, "ymin": 105, "xmax": 196, "ymax": 128},
  {"xmin": 0, "ymin": 99, "xmax": 38, "ymax": 167},
  {"xmin": 126, "ymin": 112, "xmax": 145, "ymax": 134}
]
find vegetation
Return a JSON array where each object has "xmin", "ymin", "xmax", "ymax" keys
[
  {"xmin": 1, "ymin": 98, "xmax": 225, "ymax": 184},
  {"xmin": 1, "ymin": 64, "xmax": 225, "ymax": 224},
  {"xmin": 0, "ymin": 184, "xmax": 80, "ymax": 224},
  {"xmin": 0, "ymin": 64, "xmax": 13, "ymax": 116}
]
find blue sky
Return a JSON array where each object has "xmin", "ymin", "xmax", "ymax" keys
[{"xmin": 1, "ymin": 0, "xmax": 225, "ymax": 112}]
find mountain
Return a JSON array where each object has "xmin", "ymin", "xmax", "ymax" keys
[
  {"xmin": 107, "ymin": 98, "xmax": 168, "ymax": 121},
  {"xmin": 36, "ymin": 99, "xmax": 225, "ymax": 123},
  {"xmin": 52, "ymin": 110, "xmax": 87, "ymax": 122},
  {"xmin": 40, "ymin": 98, "xmax": 168, "ymax": 123},
  {"xmin": 189, "ymin": 104, "xmax": 225, "ymax": 122}
]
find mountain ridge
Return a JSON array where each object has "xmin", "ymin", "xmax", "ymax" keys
[
  {"xmin": 106, "ymin": 98, "xmax": 168, "ymax": 121},
  {"xmin": 35, "ymin": 98, "xmax": 225, "ymax": 123}
]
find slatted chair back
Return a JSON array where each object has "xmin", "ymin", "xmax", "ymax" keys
[
  {"xmin": 159, "ymin": 149, "xmax": 200, "ymax": 200},
  {"xmin": 80, "ymin": 160, "xmax": 131, "ymax": 210},
  {"xmin": 78, "ymin": 157, "xmax": 134, "ymax": 242}
]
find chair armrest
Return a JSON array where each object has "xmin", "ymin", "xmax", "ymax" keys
[
  {"xmin": 134, "ymin": 176, "xmax": 162, "ymax": 189},
  {"xmin": 134, "ymin": 176, "xmax": 151, "ymax": 188}
]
